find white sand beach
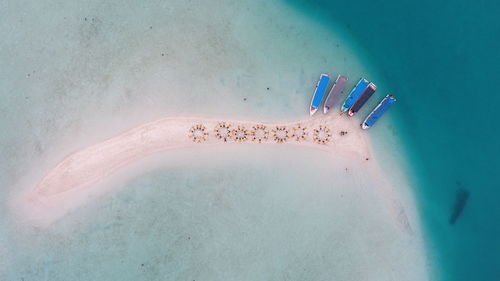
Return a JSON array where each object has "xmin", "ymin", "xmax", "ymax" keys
[
  {"xmin": 12, "ymin": 112, "xmax": 429, "ymax": 280},
  {"xmin": 19, "ymin": 114, "xmax": 362, "ymax": 218},
  {"xmin": 20, "ymin": 112, "xmax": 416, "ymax": 235},
  {"xmin": 34, "ymin": 114, "xmax": 369, "ymax": 196},
  {"xmin": 2, "ymin": 0, "xmax": 430, "ymax": 279}
]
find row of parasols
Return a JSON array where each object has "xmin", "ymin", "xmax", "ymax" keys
[{"xmin": 188, "ymin": 122, "xmax": 335, "ymax": 145}]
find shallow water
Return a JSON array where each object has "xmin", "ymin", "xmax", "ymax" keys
[
  {"xmin": 5, "ymin": 146, "xmax": 424, "ymax": 280},
  {"xmin": 2, "ymin": 0, "xmax": 428, "ymax": 280},
  {"xmin": 286, "ymin": 0, "xmax": 500, "ymax": 280}
]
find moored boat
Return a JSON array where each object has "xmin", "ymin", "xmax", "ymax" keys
[
  {"xmin": 348, "ymin": 82, "xmax": 377, "ymax": 116},
  {"xmin": 361, "ymin": 94, "xmax": 396, "ymax": 129},
  {"xmin": 323, "ymin": 75, "xmax": 348, "ymax": 114},
  {"xmin": 310, "ymin": 74, "xmax": 331, "ymax": 116},
  {"xmin": 341, "ymin": 78, "xmax": 369, "ymax": 112}
]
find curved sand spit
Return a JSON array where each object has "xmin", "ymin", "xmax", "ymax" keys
[
  {"xmin": 21, "ymin": 113, "xmax": 417, "ymax": 236},
  {"xmin": 35, "ymin": 114, "xmax": 371, "ymax": 196}
]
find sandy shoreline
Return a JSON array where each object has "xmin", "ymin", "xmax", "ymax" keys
[
  {"xmin": 1, "ymin": 0, "xmax": 431, "ymax": 278},
  {"xmin": 16, "ymin": 112, "xmax": 417, "ymax": 237},
  {"xmin": 34, "ymin": 113, "xmax": 371, "ymax": 197},
  {"xmin": 8, "ymin": 113, "xmax": 426, "ymax": 276}
]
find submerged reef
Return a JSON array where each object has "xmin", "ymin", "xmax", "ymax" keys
[{"xmin": 449, "ymin": 187, "xmax": 470, "ymax": 225}]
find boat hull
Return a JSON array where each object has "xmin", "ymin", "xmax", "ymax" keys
[
  {"xmin": 323, "ymin": 75, "xmax": 348, "ymax": 114},
  {"xmin": 361, "ymin": 94, "xmax": 396, "ymax": 129},
  {"xmin": 310, "ymin": 107, "xmax": 318, "ymax": 116},
  {"xmin": 323, "ymin": 106, "xmax": 331, "ymax": 114},
  {"xmin": 348, "ymin": 82, "xmax": 377, "ymax": 117},
  {"xmin": 310, "ymin": 74, "xmax": 330, "ymax": 116},
  {"xmin": 341, "ymin": 78, "xmax": 369, "ymax": 112}
]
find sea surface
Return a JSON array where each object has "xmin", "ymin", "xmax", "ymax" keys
[
  {"xmin": 1, "ymin": 0, "xmax": 498, "ymax": 280},
  {"xmin": 287, "ymin": 0, "xmax": 500, "ymax": 280},
  {"xmin": 1, "ymin": 0, "xmax": 416, "ymax": 280}
]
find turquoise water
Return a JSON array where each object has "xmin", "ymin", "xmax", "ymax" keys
[
  {"xmin": 2, "ymin": 0, "xmax": 497, "ymax": 279},
  {"xmin": 1, "ymin": 0, "xmax": 428, "ymax": 280},
  {"xmin": 287, "ymin": 0, "xmax": 500, "ymax": 280},
  {"xmin": 5, "ymin": 146, "xmax": 418, "ymax": 280}
]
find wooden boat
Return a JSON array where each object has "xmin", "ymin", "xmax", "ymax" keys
[
  {"xmin": 323, "ymin": 75, "xmax": 348, "ymax": 114},
  {"xmin": 348, "ymin": 82, "xmax": 376, "ymax": 116},
  {"xmin": 341, "ymin": 78, "xmax": 369, "ymax": 112},
  {"xmin": 361, "ymin": 94, "xmax": 396, "ymax": 129},
  {"xmin": 310, "ymin": 74, "xmax": 330, "ymax": 116}
]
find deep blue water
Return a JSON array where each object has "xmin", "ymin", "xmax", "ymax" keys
[{"xmin": 287, "ymin": 0, "xmax": 500, "ymax": 280}]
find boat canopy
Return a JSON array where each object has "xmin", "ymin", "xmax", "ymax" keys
[
  {"xmin": 364, "ymin": 95, "xmax": 396, "ymax": 127},
  {"xmin": 350, "ymin": 83, "xmax": 377, "ymax": 114},
  {"xmin": 324, "ymin": 75, "xmax": 348, "ymax": 111},
  {"xmin": 341, "ymin": 78, "xmax": 369, "ymax": 112},
  {"xmin": 311, "ymin": 74, "xmax": 330, "ymax": 108}
]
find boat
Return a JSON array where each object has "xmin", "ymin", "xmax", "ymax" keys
[
  {"xmin": 348, "ymin": 82, "xmax": 376, "ymax": 116},
  {"xmin": 341, "ymin": 78, "xmax": 369, "ymax": 112},
  {"xmin": 310, "ymin": 74, "xmax": 331, "ymax": 116},
  {"xmin": 361, "ymin": 94, "xmax": 396, "ymax": 129},
  {"xmin": 323, "ymin": 75, "xmax": 348, "ymax": 114}
]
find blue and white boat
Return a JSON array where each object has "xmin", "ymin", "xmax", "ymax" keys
[
  {"xmin": 323, "ymin": 74, "xmax": 348, "ymax": 114},
  {"xmin": 310, "ymin": 74, "xmax": 330, "ymax": 116},
  {"xmin": 341, "ymin": 78, "xmax": 369, "ymax": 112},
  {"xmin": 361, "ymin": 94, "xmax": 396, "ymax": 129}
]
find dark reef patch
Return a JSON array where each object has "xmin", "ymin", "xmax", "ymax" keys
[{"xmin": 449, "ymin": 187, "xmax": 470, "ymax": 225}]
